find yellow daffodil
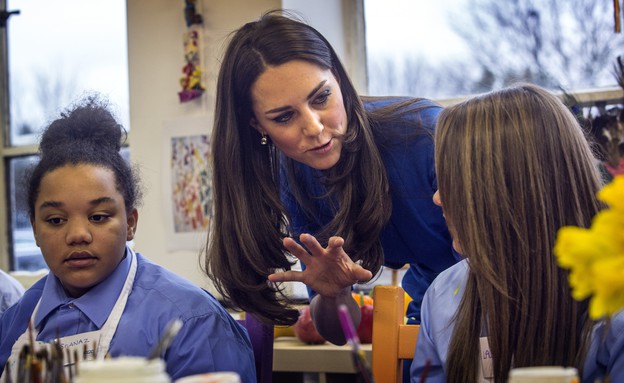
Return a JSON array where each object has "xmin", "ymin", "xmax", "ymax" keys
[
  {"xmin": 554, "ymin": 175, "xmax": 624, "ymax": 319},
  {"xmin": 597, "ymin": 176, "xmax": 624, "ymax": 211},
  {"xmin": 588, "ymin": 256, "xmax": 624, "ymax": 318}
]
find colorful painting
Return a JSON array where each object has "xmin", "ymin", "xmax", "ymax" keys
[{"xmin": 170, "ymin": 134, "xmax": 212, "ymax": 233}]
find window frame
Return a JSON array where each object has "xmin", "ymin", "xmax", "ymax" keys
[
  {"xmin": 0, "ymin": 0, "xmax": 130, "ymax": 271},
  {"xmin": 2, "ymin": 1, "xmax": 40, "ymax": 271}
]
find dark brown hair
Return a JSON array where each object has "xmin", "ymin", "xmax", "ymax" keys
[{"xmin": 205, "ymin": 11, "xmax": 402, "ymax": 324}]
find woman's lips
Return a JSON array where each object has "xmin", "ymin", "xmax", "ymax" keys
[{"xmin": 308, "ymin": 139, "xmax": 333, "ymax": 154}]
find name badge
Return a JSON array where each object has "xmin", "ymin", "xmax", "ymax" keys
[{"xmin": 480, "ymin": 336, "xmax": 494, "ymax": 380}]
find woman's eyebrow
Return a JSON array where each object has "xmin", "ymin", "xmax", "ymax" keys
[{"xmin": 264, "ymin": 80, "xmax": 328, "ymax": 115}]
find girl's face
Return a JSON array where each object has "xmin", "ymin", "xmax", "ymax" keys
[
  {"xmin": 31, "ymin": 164, "xmax": 138, "ymax": 298},
  {"xmin": 250, "ymin": 60, "xmax": 348, "ymax": 170},
  {"xmin": 433, "ymin": 190, "xmax": 463, "ymax": 255}
]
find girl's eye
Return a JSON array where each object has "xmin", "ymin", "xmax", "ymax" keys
[
  {"xmin": 313, "ymin": 90, "xmax": 331, "ymax": 105},
  {"xmin": 46, "ymin": 217, "xmax": 64, "ymax": 225},
  {"xmin": 272, "ymin": 111, "xmax": 294, "ymax": 124},
  {"xmin": 90, "ymin": 214, "xmax": 110, "ymax": 223}
]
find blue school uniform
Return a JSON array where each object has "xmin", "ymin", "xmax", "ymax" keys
[
  {"xmin": 0, "ymin": 270, "xmax": 24, "ymax": 314},
  {"xmin": 411, "ymin": 259, "xmax": 624, "ymax": 383},
  {"xmin": 0, "ymin": 248, "xmax": 256, "ymax": 382}
]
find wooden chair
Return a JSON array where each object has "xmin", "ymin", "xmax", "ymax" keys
[
  {"xmin": 238, "ymin": 314, "xmax": 274, "ymax": 383},
  {"xmin": 372, "ymin": 285, "xmax": 420, "ymax": 383}
]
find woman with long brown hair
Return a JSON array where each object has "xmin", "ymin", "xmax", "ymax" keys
[{"xmin": 205, "ymin": 10, "xmax": 457, "ymax": 344}]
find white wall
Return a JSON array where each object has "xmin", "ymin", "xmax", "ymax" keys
[{"xmin": 126, "ymin": 0, "xmax": 364, "ymax": 294}]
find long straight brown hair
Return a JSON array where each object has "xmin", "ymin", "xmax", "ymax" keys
[{"xmin": 435, "ymin": 84, "xmax": 603, "ymax": 382}]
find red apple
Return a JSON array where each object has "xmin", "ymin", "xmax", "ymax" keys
[
  {"xmin": 293, "ymin": 306, "xmax": 326, "ymax": 344},
  {"xmin": 357, "ymin": 303, "xmax": 374, "ymax": 344}
]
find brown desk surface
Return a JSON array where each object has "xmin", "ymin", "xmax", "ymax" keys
[{"xmin": 273, "ymin": 337, "xmax": 372, "ymax": 373}]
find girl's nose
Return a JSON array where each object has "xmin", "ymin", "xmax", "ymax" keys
[{"xmin": 65, "ymin": 219, "xmax": 93, "ymax": 245}]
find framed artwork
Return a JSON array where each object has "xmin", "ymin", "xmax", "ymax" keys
[{"xmin": 162, "ymin": 116, "xmax": 212, "ymax": 251}]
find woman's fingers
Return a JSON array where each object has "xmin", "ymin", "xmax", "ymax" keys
[
  {"xmin": 298, "ymin": 233, "xmax": 326, "ymax": 255},
  {"xmin": 327, "ymin": 236, "xmax": 345, "ymax": 250},
  {"xmin": 283, "ymin": 237, "xmax": 313, "ymax": 263},
  {"xmin": 353, "ymin": 267, "xmax": 374, "ymax": 283},
  {"xmin": 274, "ymin": 233, "xmax": 372, "ymax": 293},
  {"xmin": 268, "ymin": 270, "xmax": 303, "ymax": 283}
]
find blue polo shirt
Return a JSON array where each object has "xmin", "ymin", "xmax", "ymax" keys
[{"xmin": 0, "ymin": 249, "xmax": 256, "ymax": 382}]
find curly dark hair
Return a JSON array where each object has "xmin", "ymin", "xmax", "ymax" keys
[{"xmin": 26, "ymin": 96, "xmax": 142, "ymax": 220}]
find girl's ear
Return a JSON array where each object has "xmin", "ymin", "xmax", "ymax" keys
[
  {"xmin": 250, "ymin": 117, "xmax": 259, "ymax": 131},
  {"xmin": 31, "ymin": 218, "xmax": 40, "ymax": 247},
  {"xmin": 126, "ymin": 208, "xmax": 139, "ymax": 241}
]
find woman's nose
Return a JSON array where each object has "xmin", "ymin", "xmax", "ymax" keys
[
  {"xmin": 65, "ymin": 219, "xmax": 93, "ymax": 245},
  {"xmin": 301, "ymin": 109, "xmax": 323, "ymax": 137}
]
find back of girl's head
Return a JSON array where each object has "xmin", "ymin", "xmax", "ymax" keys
[
  {"xmin": 437, "ymin": 83, "xmax": 602, "ymax": 380},
  {"xmin": 435, "ymin": 83, "xmax": 601, "ymax": 268},
  {"xmin": 27, "ymin": 96, "xmax": 141, "ymax": 220}
]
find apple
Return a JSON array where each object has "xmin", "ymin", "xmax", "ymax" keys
[
  {"xmin": 357, "ymin": 303, "xmax": 374, "ymax": 343},
  {"xmin": 352, "ymin": 292, "xmax": 374, "ymax": 344},
  {"xmin": 293, "ymin": 306, "xmax": 326, "ymax": 344}
]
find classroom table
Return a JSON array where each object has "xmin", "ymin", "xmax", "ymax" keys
[{"xmin": 273, "ymin": 336, "xmax": 372, "ymax": 382}]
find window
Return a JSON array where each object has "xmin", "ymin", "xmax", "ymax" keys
[
  {"xmin": 364, "ymin": 0, "xmax": 624, "ymax": 99},
  {"xmin": 362, "ymin": 0, "xmax": 624, "ymax": 288},
  {"xmin": 1, "ymin": 0, "xmax": 129, "ymax": 271}
]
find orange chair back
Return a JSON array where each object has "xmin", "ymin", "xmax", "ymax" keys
[{"xmin": 372, "ymin": 285, "xmax": 419, "ymax": 383}]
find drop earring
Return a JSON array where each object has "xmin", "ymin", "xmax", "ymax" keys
[{"xmin": 260, "ymin": 133, "xmax": 268, "ymax": 145}]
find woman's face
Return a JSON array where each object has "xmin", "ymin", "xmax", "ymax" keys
[
  {"xmin": 250, "ymin": 60, "xmax": 348, "ymax": 170},
  {"xmin": 31, "ymin": 164, "xmax": 138, "ymax": 298},
  {"xmin": 433, "ymin": 190, "xmax": 463, "ymax": 255}
]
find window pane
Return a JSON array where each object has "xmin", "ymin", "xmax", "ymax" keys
[
  {"xmin": 364, "ymin": 0, "xmax": 624, "ymax": 99},
  {"xmin": 7, "ymin": 0, "xmax": 129, "ymax": 146},
  {"xmin": 8, "ymin": 155, "xmax": 46, "ymax": 271}
]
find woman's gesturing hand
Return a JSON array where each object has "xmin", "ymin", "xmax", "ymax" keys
[{"xmin": 268, "ymin": 233, "xmax": 373, "ymax": 297}]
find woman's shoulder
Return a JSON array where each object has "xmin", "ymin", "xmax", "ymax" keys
[
  {"xmin": 362, "ymin": 96, "xmax": 441, "ymax": 111},
  {"xmin": 362, "ymin": 96, "xmax": 442, "ymax": 138}
]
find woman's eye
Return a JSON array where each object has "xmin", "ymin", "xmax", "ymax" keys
[
  {"xmin": 90, "ymin": 214, "xmax": 110, "ymax": 223},
  {"xmin": 313, "ymin": 90, "xmax": 330, "ymax": 105},
  {"xmin": 272, "ymin": 111, "xmax": 294, "ymax": 124}
]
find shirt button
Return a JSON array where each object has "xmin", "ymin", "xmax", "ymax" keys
[{"xmin": 68, "ymin": 303, "xmax": 76, "ymax": 309}]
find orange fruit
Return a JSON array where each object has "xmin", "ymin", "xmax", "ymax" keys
[{"xmin": 352, "ymin": 292, "xmax": 374, "ymax": 306}]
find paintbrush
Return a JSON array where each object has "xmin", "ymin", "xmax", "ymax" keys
[
  {"xmin": 4, "ymin": 360, "xmax": 12, "ymax": 383},
  {"xmin": 148, "ymin": 319, "xmax": 183, "ymax": 360},
  {"xmin": 337, "ymin": 304, "xmax": 375, "ymax": 383}
]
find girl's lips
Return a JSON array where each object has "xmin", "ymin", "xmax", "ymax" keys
[
  {"xmin": 66, "ymin": 253, "xmax": 97, "ymax": 268},
  {"xmin": 65, "ymin": 257, "xmax": 97, "ymax": 268}
]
